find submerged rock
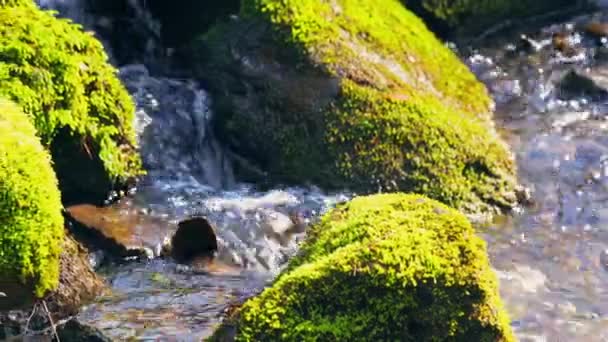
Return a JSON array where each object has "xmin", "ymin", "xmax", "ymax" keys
[
  {"xmin": 57, "ymin": 318, "xmax": 112, "ymax": 342},
  {"xmin": 212, "ymin": 193, "xmax": 514, "ymax": 341},
  {"xmin": 194, "ymin": 0, "xmax": 518, "ymax": 216},
  {"xmin": 557, "ymin": 68, "xmax": 608, "ymax": 99},
  {"xmin": 66, "ymin": 200, "xmax": 173, "ymax": 260},
  {"xmin": 0, "ymin": 2, "xmax": 143, "ymax": 204},
  {"xmin": 0, "ymin": 99, "xmax": 64, "ymax": 308}
]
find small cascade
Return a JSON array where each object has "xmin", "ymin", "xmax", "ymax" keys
[{"xmin": 119, "ymin": 64, "xmax": 234, "ymax": 190}]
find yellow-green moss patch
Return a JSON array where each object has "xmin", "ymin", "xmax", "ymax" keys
[
  {"xmin": 0, "ymin": 99, "xmax": 64, "ymax": 299},
  {"xmin": 199, "ymin": 0, "xmax": 517, "ymax": 216},
  {"xmin": 224, "ymin": 193, "xmax": 514, "ymax": 341},
  {"xmin": 0, "ymin": 4, "xmax": 143, "ymax": 203}
]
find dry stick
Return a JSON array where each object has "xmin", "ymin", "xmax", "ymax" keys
[
  {"xmin": 41, "ymin": 300, "xmax": 61, "ymax": 342},
  {"xmin": 20, "ymin": 299, "xmax": 63, "ymax": 341},
  {"xmin": 23, "ymin": 301, "xmax": 41, "ymax": 336}
]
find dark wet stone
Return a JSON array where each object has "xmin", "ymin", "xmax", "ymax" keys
[
  {"xmin": 557, "ymin": 69, "xmax": 608, "ymax": 99},
  {"xmin": 0, "ymin": 234, "xmax": 104, "ymax": 314},
  {"xmin": 47, "ymin": 235, "xmax": 106, "ymax": 319},
  {"xmin": 170, "ymin": 217, "xmax": 218, "ymax": 264},
  {"xmin": 0, "ymin": 235, "xmax": 104, "ymax": 340},
  {"xmin": 518, "ymin": 34, "xmax": 544, "ymax": 53},
  {"xmin": 584, "ymin": 22, "xmax": 608, "ymax": 40},
  {"xmin": 57, "ymin": 318, "xmax": 112, "ymax": 342},
  {"xmin": 66, "ymin": 199, "xmax": 174, "ymax": 260}
]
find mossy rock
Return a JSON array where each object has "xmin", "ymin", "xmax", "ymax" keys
[
  {"xmin": 403, "ymin": 0, "xmax": 587, "ymax": 37},
  {"xmin": 0, "ymin": 99, "xmax": 64, "ymax": 305},
  {"xmin": 0, "ymin": 0, "xmax": 33, "ymax": 7},
  {"xmin": 0, "ymin": 4, "xmax": 143, "ymax": 204},
  {"xmin": 194, "ymin": 0, "xmax": 517, "ymax": 216},
  {"xmin": 215, "ymin": 193, "xmax": 514, "ymax": 341}
]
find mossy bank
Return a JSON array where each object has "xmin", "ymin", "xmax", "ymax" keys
[
  {"xmin": 193, "ymin": 0, "xmax": 517, "ymax": 216},
  {"xmin": 212, "ymin": 193, "xmax": 514, "ymax": 341},
  {"xmin": 0, "ymin": 2, "xmax": 143, "ymax": 204},
  {"xmin": 0, "ymin": 99, "xmax": 64, "ymax": 307}
]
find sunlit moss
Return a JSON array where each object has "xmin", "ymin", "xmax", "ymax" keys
[
  {"xmin": 0, "ymin": 4, "xmax": 143, "ymax": 202},
  {"xmin": 202, "ymin": 0, "xmax": 517, "ymax": 215},
  {"xmin": 0, "ymin": 99, "xmax": 64, "ymax": 298},
  {"xmin": 224, "ymin": 193, "xmax": 514, "ymax": 341}
]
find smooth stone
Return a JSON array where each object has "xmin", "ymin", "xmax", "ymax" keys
[
  {"xmin": 66, "ymin": 199, "xmax": 174, "ymax": 260},
  {"xmin": 170, "ymin": 216, "xmax": 218, "ymax": 264}
]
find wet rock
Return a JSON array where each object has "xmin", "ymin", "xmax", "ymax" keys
[
  {"xmin": 57, "ymin": 318, "xmax": 111, "ymax": 342},
  {"xmin": 584, "ymin": 22, "xmax": 608, "ymax": 40},
  {"xmin": 552, "ymin": 32, "xmax": 570, "ymax": 52},
  {"xmin": 194, "ymin": 0, "xmax": 518, "ymax": 217},
  {"xmin": 259, "ymin": 210, "xmax": 307, "ymax": 246},
  {"xmin": 0, "ymin": 234, "xmax": 104, "ymax": 340},
  {"xmin": 170, "ymin": 217, "xmax": 218, "ymax": 264},
  {"xmin": 214, "ymin": 194, "xmax": 514, "ymax": 340},
  {"xmin": 66, "ymin": 200, "xmax": 174, "ymax": 260},
  {"xmin": 551, "ymin": 32, "xmax": 581, "ymax": 57},
  {"xmin": 47, "ymin": 235, "xmax": 106, "ymax": 319},
  {"xmin": 188, "ymin": 255, "xmax": 242, "ymax": 276},
  {"xmin": 557, "ymin": 69, "xmax": 608, "ymax": 99}
]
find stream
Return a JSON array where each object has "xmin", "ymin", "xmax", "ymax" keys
[{"xmin": 34, "ymin": 1, "xmax": 608, "ymax": 341}]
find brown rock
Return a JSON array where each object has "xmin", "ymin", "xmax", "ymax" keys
[
  {"xmin": 584, "ymin": 22, "xmax": 608, "ymax": 39},
  {"xmin": 46, "ymin": 234, "xmax": 106, "ymax": 319},
  {"xmin": 0, "ymin": 233, "xmax": 105, "ymax": 340},
  {"xmin": 66, "ymin": 199, "xmax": 173, "ymax": 259}
]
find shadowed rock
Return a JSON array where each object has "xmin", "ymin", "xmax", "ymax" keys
[
  {"xmin": 0, "ymin": 234, "xmax": 105, "ymax": 340},
  {"xmin": 170, "ymin": 217, "xmax": 218, "ymax": 264}
]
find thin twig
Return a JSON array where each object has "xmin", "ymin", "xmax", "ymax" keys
[
  {"xmin": 23, "ymin": 301, "xmax": 40, "ymax": 336},
  {"xmin": 41, "ymin": 300, "xmax": 61, "ymax": 342}
]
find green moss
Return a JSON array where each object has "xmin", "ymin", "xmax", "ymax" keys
[
  {"xmin": 0, "ymin": 98, "xmax": 64, "ymax": 299},
  {"xmin": 226, "ymin": 193, "xmax": 514, "ymax": 341},
  {"xmin": 200, "ymin": 0, "xmax": 517, "ymax": 215},
  {"xmin": 241, "ymin": 0, "xmax": 492, "ymax": 117},
  {"xmin": 0, "ymin": 4, "xmax": 143, "ymax": 203},
  {"xmin": 0, "ymin": 0, "xmax": 33, "ymax": 7}
]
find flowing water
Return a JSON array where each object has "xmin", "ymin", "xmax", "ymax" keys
[
  {"xmin": 31, "ymin": 1, "xmax": 608, "ymax": 340},
  {"xmin": 465, "ymin": 15, "xmax": 608, "ymax": 340}
]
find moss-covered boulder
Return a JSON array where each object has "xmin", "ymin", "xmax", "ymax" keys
[
  {"xmin": 193, "ymin": 0, "xmax": 517, "ymax": 216},
  {"xmin": 403, "ymin": 0, "xmax": 587, "ymax": 37},
  {"xmin": 214, "ymin": 193, "xmax": 514, "ymax": 341},
  {"xmin": 0, "ymin": 3, "xmax": 143, "ymax": 204},
  {"xmin": 0, "ymin": 99, "xmax": 64, "ymax": 307}
]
